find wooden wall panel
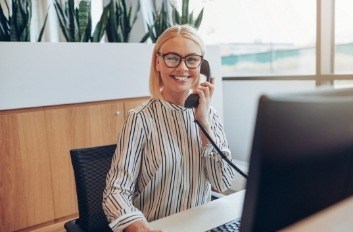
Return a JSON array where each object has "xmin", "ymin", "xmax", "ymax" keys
[
  {"xmin": 0, "ymin": 111, "xmax": 55, "ymax": 231},
  {"xmin": 88, "ymin": 102, "xmax": 125, "ymax": 145},
  {"xmin": 44, "ymin": 106, "xmax": 84, "ymax": 218},
  {"xmin": 45, "ymin": 101, "xmax": 125, "ymax": 218},
  {"xmin": 0, "ymin": 97, "xmax": 148, "ymax": 231},
  {"xmin": 1, "ymin": 113, "xmax": 22, "ymax": 232}
]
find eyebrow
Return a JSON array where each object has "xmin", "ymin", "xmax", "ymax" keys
[{"xmin": 159, "ymin": 51, "xmax": 202, "ymax": 56}]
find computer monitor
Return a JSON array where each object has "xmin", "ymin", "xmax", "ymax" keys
[{"xmin": 240, "ymin": 87, "xmax": 353, "ymax": 232}]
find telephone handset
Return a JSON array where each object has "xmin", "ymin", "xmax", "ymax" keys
[{"xmin": 184, "ymin": 59, "xmax": 211, "ymax": 108}]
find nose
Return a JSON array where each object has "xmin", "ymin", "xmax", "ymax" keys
[{"xmin": 177, "ymin": 58, "xmax": 189, "ymax": 70}]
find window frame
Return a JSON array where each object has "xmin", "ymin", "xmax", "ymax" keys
[{"xmin": 222, "ymin": 0, "xmax": 353, "ymax": 87}]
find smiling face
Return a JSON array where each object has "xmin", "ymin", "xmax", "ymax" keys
[{"xmin": 156, "ymin": 35, "xmax": 203, "ymax": 105}]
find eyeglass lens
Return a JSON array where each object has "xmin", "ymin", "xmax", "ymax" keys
[{"xmin": 162, "ymin": 53, "xmax": 202, "ymax": 68}]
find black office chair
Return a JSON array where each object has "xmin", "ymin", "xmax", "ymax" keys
[{"xmin": 64, "ymin": 144, "xmax": 116, "ymax": 232}]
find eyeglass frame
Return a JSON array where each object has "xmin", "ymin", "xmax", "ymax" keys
[{"xmin": 157, "ymin": 52, "xmax": 204, "ymax": 69}]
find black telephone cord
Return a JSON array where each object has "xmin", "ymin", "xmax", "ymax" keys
[{"xmin": 195, "ymin": 120, "xmax": 248, "ymax": 179}]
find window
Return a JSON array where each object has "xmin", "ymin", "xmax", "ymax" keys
[
  {"xmin": 175, "ymin": 0, "xmax": 353, "ymax": 87},
  {"xmin": 333, "ymin": 0, "xmax": 353, "ymax": 88},
  {"xmin": 335, "ymin": 0, "xmax": 353, "ymax": 75},
  {"xmin": 189, "ymin": 0, "xmax": 316, "ymax": 77}
]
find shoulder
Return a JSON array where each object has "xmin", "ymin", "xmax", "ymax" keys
[
  {"xmin": 123, "ymin": 99, "xmax": 157, "ymax": 131},
  {"xmin": 127, "ymin": 98, "xmax": 161, "ymax": 116}
]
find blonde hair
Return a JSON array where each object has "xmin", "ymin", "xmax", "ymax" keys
[{"xmin": 149, "ymin": 25, "xmax": 206, "ymax": 99}]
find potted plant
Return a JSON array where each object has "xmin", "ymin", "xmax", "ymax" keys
[
  {"xmin": 105, "ymin": 0, "xmax": 140, "ymax": 42},
  {"xmin": 141, "ymin": 0, "xmax": 204, "ymax": 43},
  {"xmin": 171, "ymin": 0, "xmax": 204, "ymax": 29},
  {"xmin": 140, "ymin": 0, "xmax": 171, "ymax": 43},
  {"xmin": 53, "ymin": 0, "xmax": 109, "ymax": 42},
  {"xmin": 0, "ymin": 0, "xmax": 48, "ymax": 41}
]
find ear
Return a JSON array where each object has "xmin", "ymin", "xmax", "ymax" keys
[{"xmin": 156, "ymin": 55, "xmax": 162, "ymax": 72}]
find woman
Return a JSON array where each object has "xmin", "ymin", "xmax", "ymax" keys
[{"xmin": 103, "ymin": 24, "xmax": 236, "ymax": 232}]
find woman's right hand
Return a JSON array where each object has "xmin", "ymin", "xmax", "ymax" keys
[{"xmin": 124, "ymin": 219, "xmax": 166, "ymax": 232}]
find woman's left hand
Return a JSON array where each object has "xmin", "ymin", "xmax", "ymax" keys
[{"xmin": 194, "ymin": 77, "xmax": 215, "ymax": 126}]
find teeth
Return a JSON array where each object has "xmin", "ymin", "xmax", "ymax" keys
[{"xmin": 174, "ymin": 76, "xmax": 188, "ymax": 81}]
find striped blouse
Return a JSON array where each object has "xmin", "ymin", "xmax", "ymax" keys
[{"xmin": 102, "ymin": 98, "xmax": 236, "ymax": 231}]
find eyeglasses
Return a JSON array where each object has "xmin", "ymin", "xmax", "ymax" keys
[{"xmin": 158, "ymin": 52, "xmax": 203, "ymax": 69}]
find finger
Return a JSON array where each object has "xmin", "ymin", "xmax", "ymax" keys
[
  {"xmin": 201, "ymin": 77, "xmax": 214, "ymax": 86},
  {"xmin": 200, "ymin": 81, "xmax": 214, "ymax": 92},
  {"xmin": 195, "ymin": 89, "xmax": 206, "ymax": 103},
  {"xmin": 198, "ymin": 86, "xmax": 210, "ymax": 100},
  {"xmin": 196, "ymin": 88, "xmax": 206, "ymax": 97},
  {"xmin": 200, "ymin": 82, "xmax": 214, "ymax": 99}
]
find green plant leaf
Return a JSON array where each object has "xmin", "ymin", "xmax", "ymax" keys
[
  {"xmin": 54, "ymin": 0, "xmax": 95, "ymax": 42},
  {"xmin": 170, "ymin": 0, "xmax": 203, "ymax": 29},
  {"xmin": 10, "ymin": 0, "xmax": 19, "ymax": 41},
  {"xmin": 140, "ymin": 30, "xmax": 150, "ymax": 43},
  {"xmin": 132, "ymin": 0, "xmax": 140, "ymax": 25},
  {"xmin": 120, "ymin": 0, "xmax": 130, "ymax": 42},
  {"xmin": 37, "ymin": 6, "xmax": 49, "ymax": 42},
  {"xmin": 0, "ymin": 28, "xmax": 7, "ymax": 41},
  {"xmin": 194, "ymin": 8, "xmax": 203, "ymax": 29},
  {"xmin": 105, "ymin": 0, "xmax": 140, "ymax": 42},
  {"xmin": 172, "ymin": 7, "xmax": 180, "ymax": 25},
  {"xmin": 20, "ymin": 0, "xmax": 31, "ymax": 41},
  {"xmin": 6, "ymin": 0, "xmax": 32, "ymax": 41},
  {"xmin": 68, "ymin": 0, "xmax": 76, "ymax": 41},
  {"xmin": 181, "ymin": 0, "xmax": 189, "ymax": 24},
  {"xmin": 91, "ymin": 4, "xmax": 109, "ymax": 42},
  {"xmin": 0, "ymin": 2, "xmax": 11, "ymax": 41},
  {"xmin": 53, "ymin": 2, "xmax": 70, "ymax": 41},
  {"xmin": 139, "ymin": 0, "xmax": 172, "ymax": 42},
  {"xmin": 123, "ymin": 0, "xmax": 136, "ymax": 42},
  {"xmin": 85, "ymin": 5, "xmax": 92, "ymax": 42},
  {"xmin": 4, "ymin": 0, "xmax": 10, "ymax": 13},
  {"xmin": 188, "ymin": 11, "xmax": 194, "ymax": 25},
  {"xmin": 106, "ymin": 1, "xmax": 118, "ymax": 42},
  {"xmin": 78, "ymin": 0, "xmax": 90, "ymax": 41}
]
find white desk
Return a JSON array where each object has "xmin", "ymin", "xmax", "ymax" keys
[
  {"xmin": 149, "ymin": 190, "xmax": 245, "ymax": 232},
  {"xmin": 150, "ymin": 190, "xmax": 353, "ymax": 232}
]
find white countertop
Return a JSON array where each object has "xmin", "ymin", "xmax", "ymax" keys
[{"xmin": 150, "ymin": 190, "xmax": 245, "ymax": 232}]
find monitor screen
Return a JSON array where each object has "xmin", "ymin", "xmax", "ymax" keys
[{"xmin": 240, "ymin": 88, "xmax": 353, "ymax": 232}]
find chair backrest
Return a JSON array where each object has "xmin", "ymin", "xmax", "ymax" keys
[{"xmin": 70, "ymin": 144, "xmax": 117, "ymax": 232}]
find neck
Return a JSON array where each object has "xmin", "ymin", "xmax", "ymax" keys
[{"xmin": 161, "ymin": 90, "xmax": 189, "ymax": 106}]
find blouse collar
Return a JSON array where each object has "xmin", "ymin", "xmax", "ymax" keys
[{"xmin": 158, "ymin": 99, "xmax": 189, "ymax": 112}]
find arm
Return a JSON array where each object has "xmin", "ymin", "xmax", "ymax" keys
[
  {"xmin": 103, "ymin": 111, "xmax": 148, "ymax": 231},
  {"xmin": 194, "ymin": 78, "xmax": 236, "ymax": 192},
  {"xmin": 200, "ymin": 110, "xmax": 236, "ymax": 192}
]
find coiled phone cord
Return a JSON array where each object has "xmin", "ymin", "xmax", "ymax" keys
[{"xmin": 195, "ymin": 120, "xmax": 248, "ymax": 179}]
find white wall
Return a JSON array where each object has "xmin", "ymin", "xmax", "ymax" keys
[
  {"xmin": 0, "ymin": 43, "xmax": 222, "ymax": 116},
  {"xmin": 0, "ymin": 43, "xmax": 151, "ymax": 110},
  {"xmin": 223, "ymin": 80, "xmax": 317, "ymax": 162}
]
